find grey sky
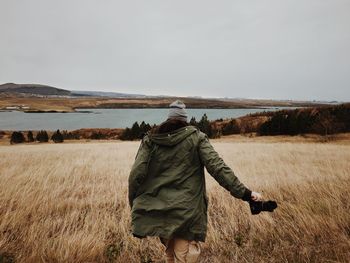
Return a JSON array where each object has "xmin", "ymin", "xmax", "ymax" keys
[{"xmin": 1, "ymin": 0, "xmax": 349, "ymax": 101}]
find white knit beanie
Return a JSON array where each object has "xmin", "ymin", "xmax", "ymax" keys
[{"xmin": 168, "ymin": 100, "xmax": 188, "ymax": 122}]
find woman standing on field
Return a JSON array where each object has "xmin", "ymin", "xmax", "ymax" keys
[{"xmin": 128, "ymin": 100, "xmax": 262, "ymax": 263}]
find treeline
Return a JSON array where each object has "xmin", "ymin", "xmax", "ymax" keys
[
  {"xmin": 258, "ymin": 104, "xmax": 350, "ymax": 136},
  {"xmin": 119, "ymin": 114, "xmax": 221, "ymax": 140},
  {"xmin": 7, "ymin": 129, "xmax": 124, "ymax": 144},
  {"xmin": 208, "ymin": 103, "xmax": 350, "ymax": 137},
  {"xmin": 121, "ymin": 103, "xmax": 350, "ymax": 139},
  {"xmin": 189, "ymin": 114, "xmax": 221, "ymax": 138},
  {"xmin": 120, "ymin": 121, "xmax": 153, "ymax": 140},
  {"xmin": 10, "ymin": 130, "xmax": 65, "ymax": 144},
  {"xmin": 8, "ymin": 129, "xmax": 124, "ymax": 144}
]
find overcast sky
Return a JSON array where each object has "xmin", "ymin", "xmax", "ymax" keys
[{"xmin": 1, "ymin": 0, "xmax": 349, "ymax": 101}]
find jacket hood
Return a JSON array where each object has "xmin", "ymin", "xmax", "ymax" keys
[{"xmin": 148, "ymin": 125, "xmax": 197, "ymax": 146}]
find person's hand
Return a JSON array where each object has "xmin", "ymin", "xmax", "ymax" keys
[{"xmin": 251, "ymin": 191, "xmax": 262, "ymax": 201}]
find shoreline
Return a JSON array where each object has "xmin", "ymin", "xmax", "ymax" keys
[{"xmin": 0, "ymin": 105, "xmax": 302, "ymax": 113}]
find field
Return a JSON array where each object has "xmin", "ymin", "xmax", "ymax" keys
[{"xmin": 0, "ymin": 137, "xmax": 349, "ymax": 262}]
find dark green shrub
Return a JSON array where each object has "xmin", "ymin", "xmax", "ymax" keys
[
  {"xmin": 222, "ymin": 119, "xmax": 240, "ymax": 135},
  {"xmin": 90, "ymin": 131, "xmax": 106, "ymax": 140},
  {"xmin": 120, "ymin": 121, "xmax": 152, "ymax": 140},
  {"xmin": 36, "ymin": 130, "xmax": 49, "ymax": 142},
  {"xmin": 51, "ymin": 129, "xmax": 64, "ymax": 143},
  {"xmin": 10, "ymin": 131, "xmax": 25, "ymax": 144},
  {"xmin": 27, "ymin": 131, "xmax": 34, "ymax": 142},
  {"xmin": 62, "ymin": 130, "xmax": 80, "ymax": 140},
  {"xmin": 196, "ymin": 114, "xmax": 218, "ymax": 138},
  {"xmin": 189, "ymin": 117, "xmax": 197, "ymax": 126},
  {"xmin": 139, "ymin": 121, "xmax": 152, "ymax": 139}
]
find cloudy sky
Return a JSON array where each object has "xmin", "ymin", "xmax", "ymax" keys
[{"xmin": 1, "ymin": 0, "xmax": 349, "ymax": 101}]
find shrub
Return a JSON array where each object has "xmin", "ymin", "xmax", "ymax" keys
[
  {"xmin": 139, "ymin": 121, "xmax": 152, "ymax": 139},
  {"xmin": 196, "ymin": 114, "xmax": 220, "ymax": 138},
  {"xmin": 36, "ymin": 130, "xmax": 49, "ymax": 142},
  {"xmin": 189, "ymin": 117, "xmax": 197, "ymax": 126},
  {"xmin": 222, "ymin": 119, "xmax": 240, "ymax": 135},
  {"xmin": 120, "ymin": 121, "xmax": 152, "ymax": 140},
  {"xmin": 62, "ymin": 130, "xmax": 80, "ymax": 140},
  {"xmin": 119, "ymin": 127, "xmax": 133, "ymax": 141},
  {"xmin": 51, "ymin": 130, "xmax": 64, "ymax": 143},
  {"xmin": 10, "ymin": 131, "xmax": 25, "ymax": 144},
  {"xmin": 27, "ymin": 131, "xmax": 34, "ymax": 142},
  {"xmin": 90, "ymin": 131, "xmax": 106, "ymax": 140}
]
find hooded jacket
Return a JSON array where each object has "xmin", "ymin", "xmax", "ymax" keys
[{"xmin": 128, "ymin": 125, "xmax": 251, "ymax": 242}]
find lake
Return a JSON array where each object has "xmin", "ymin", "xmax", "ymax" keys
[{"xmin": 0, "ymin": 108, "xmax": 290, "ymax": 130}]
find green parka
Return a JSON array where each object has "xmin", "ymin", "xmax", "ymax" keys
[{"xmin": 128, "ymin": 125, "xmax": 251, "ymax": 242}]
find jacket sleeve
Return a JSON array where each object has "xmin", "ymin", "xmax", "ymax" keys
[
  {"xmin": 128, "ymin": 136, "xmax": 151, "ymax": 208},
  {"xmin": 198, "ymin": 132, "xmax": 251, "ymax": 200}
]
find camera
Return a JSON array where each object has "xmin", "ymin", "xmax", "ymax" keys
[{"xmin": 249, "ymin": 200, "xmax": 277, "ymax": 215}]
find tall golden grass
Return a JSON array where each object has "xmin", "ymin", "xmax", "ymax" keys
[{"xmin": 0, "ymin": 139, "xmax": 349, "ymax": 262}]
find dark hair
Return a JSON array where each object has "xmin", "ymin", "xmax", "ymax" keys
[{"xmin": 152, "ymin": 119, "xmax": 189, "ymax": 134}]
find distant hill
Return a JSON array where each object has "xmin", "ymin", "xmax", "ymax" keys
[
  {"xmin": 0, "ymin": 83, "xmax": 71, "ymax": 96},
  {"xmin": 70, "ymin": 90, "xmax": 147, "ymax": 98},
  {"xmin": 0, "ymin": 83, "xmax": 340, "ymax": 111}
]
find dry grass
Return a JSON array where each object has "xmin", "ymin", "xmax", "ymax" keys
[
  {"xmin": 0, "ymin": 138, "xmax": 349, "ymax": 263},
  {"xmin": 216, "ymin": 133, "xmax": 350, "ymax": 145}
]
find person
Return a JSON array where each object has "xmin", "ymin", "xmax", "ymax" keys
[{"xmin": 128, "ymin": 100, "xmax": 262, "ymax": 263}]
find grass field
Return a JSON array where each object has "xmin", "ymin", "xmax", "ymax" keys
[{"xmin": 0, "ymin": 137, "xmax": 349, "ymax": 262}]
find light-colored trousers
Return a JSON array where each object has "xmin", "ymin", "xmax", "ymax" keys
[{"xmin": 160, "ymin": 237, "xmax": 201, "ymax": 263}]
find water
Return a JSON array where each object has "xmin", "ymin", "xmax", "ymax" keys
[{"xmin": 0, "ymin": 107, "xmax": 291, "ymax": 130}]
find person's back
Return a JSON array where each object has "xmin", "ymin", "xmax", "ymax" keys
[
  {"xmin": 131, "ymin": 122, "xmax": 209, "ymax": 242},
  {"xmin": 128, "ymin": 100, "xmax": 261, "ymax": 263}
]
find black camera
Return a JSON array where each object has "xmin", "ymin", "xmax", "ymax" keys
[{"xmin": 249, "ymin": 200, "xmax": 277, "ymax": 215}]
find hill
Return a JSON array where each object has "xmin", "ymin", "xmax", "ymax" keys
[
  {"xmin": 0, "ymin": 82, "xmax": 339, "ymax": 112},
  {"xmin": 70, "ymin": 90, "xmax": 147, "ymax": 98},
  {"xmin": 0, "ymin": 83, "xmax": 71, "ymax": 96},
  {"xmin": 213, "ymin": 103, "xmax": 350, "ymax": 137}
]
